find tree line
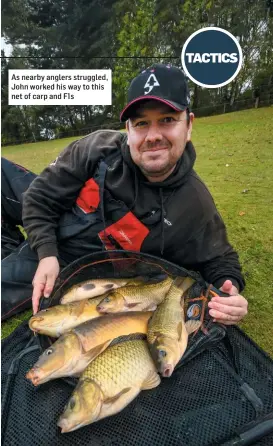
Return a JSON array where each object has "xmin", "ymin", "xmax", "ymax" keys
[{"xmin": 1, "ymin": 0, "xmax": 273, "ymax": 145}]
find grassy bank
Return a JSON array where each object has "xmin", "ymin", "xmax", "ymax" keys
[{"xmin": 2, "ymin": 107, "xmax": 273, "ymax": 356}]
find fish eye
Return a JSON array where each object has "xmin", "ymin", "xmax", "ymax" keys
[
  {"xmin": 104, "ymin": 297, "xmax": 111, "ymax": 303},
  {"xmin": 158, "ymin": 349, "xmax": 167, "ymax": 358},
  {"xmin": 46, "ymin": 349, "xmax": 53, "ymax": 355}
]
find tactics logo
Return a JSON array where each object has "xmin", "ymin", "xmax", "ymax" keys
[{"xmin": 181, "ymin": 27, "xmax": 243, "ymax": 88}]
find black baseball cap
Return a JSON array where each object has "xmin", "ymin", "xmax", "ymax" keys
[{"xmin": 120, "ymin": 64, "xmax": 190, "ymax": 122}]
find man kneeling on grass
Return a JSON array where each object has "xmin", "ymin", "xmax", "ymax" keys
[{"xmin": 1, "ymin": 63, "xmax": 248, "ymax": 323}]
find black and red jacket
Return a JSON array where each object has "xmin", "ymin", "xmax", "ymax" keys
[{"xmin": 22, "ymin": 130, "xmax": 245, "ymax": 291}]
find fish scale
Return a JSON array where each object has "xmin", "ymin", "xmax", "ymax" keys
[
  {"xmin": 116, "ymin": 277, "xmax": 173, "ymax": 305},
  {"xmin": 147, "ymin": 281, "xmax": 184, "ymax": 344},
  {"xmin": 81, "ymin": 340, "xmax": 155, "ymax": 393},
  {"xmin": 78, "ymin": 315, "xmax": 144, "ymax": 339}
]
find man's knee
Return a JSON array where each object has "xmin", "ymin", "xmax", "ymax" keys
[
  {"xmin": 1, "ymin": 224, "xmax": 25, "ymax": 260},
  {"xmin": 1, "ymin": 242, "xmax": 39, "ymax": 320},
  {"xmin": 2, "ymin": 241, "xmax": 38, "ymax": 284}
]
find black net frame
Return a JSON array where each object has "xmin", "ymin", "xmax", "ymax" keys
[
  {"xmin": 38, "ymin": 250, "xmax": 209, "ymax": 351},
  {"xmin": 43, "ymin": 250, "xmax": 205, "ymax": 306}
]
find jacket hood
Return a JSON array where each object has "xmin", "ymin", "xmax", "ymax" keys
[{"xmin": 120, "ymin": 135, "xmax": 196, "ymax": 189}]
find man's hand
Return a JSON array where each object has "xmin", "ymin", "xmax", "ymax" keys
[
  {"xmin": 208, "ymin": 280, "xmax": 248, "ymax": 325},
  {"xmin": 32, "ymin": 256, "xmax": 60, "ymax": 315}
]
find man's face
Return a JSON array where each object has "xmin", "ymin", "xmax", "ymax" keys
[{"xmin": 126, "ymin": 101, "xmax": 194, "ymax": 182}]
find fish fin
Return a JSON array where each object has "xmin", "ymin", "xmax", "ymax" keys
[
  {"xmin": 146, "ymin": 325, "xmax": 158, "ymax": 344},
  {"xmin": 177, "ymin": 321, "xmax": 183, "ymax": 342},
  {"xmin": 185, "ymin": 320, "xmax": 202, "ymax": 335},
  {"xmin": 147, "ymin": 313, "xmax": 154, "ymax": 327},
  {"xmin": 104, "ymin": 387, "xmax": 131, "ymax": 404},
  {"xmin": 141, "ymin": 370, "xmax": 161, "ymax": 390},
  {"xmin": 82, "ymin": 340, "xmax": 112, "ymax": 362},
  {"xmin": 173, "ymin": 277, "xmax": 195, "ymax": 294},
  {"xmin": 151, "ymin": 331, "xmax": 163, "ymax": 342},
  {"xmin": 126, "ymin": 302, "xmax": 140, "ymax": 309},
  {"xmin": 125, "ymin": 276, "xmax": 142, "ymax": 285},
  {"xmin": 74, "ymin": 299, "xmax": 87, "ymax": 318}
]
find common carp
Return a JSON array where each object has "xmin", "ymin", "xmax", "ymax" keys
[
  {"xmin": 60, "ymin": 277, "xmax": 144, "ymax": 304},
  {"xmin": 57, "ymin": 339, "xmax": 160, "ymax": 433},
  {"xmin": 147, "ymin": 277, "xmax": 200, "ymax": 378},
  {"xmin": 29, "ymin": 296, "xmax": 108, "ymax": 337},
  {"xmin": 26, "ymin": 312, "xmax": 152, "ymax": 386},
  {"xmin": 97, "ymin": 276, "xmax": 173, "ymax": 313}
]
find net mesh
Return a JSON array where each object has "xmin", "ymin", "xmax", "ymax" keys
[{"xmin": 2, "ymin": 250, "xmax": 273, "ymax": 446}]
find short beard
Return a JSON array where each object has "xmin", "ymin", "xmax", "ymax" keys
[
  {"xmin": 138, "ymin": 140, "xmax": 174, "ymax": 178},
  {"xmin": 139, "ymin": 161, "xmax": 176, "ymax": 179}
]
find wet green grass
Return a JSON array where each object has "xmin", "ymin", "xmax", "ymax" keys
[{"xmin": 2, "ymin": 107, "xmax": 273, "ymax": 356}]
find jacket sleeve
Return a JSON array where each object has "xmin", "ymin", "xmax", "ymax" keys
[
  {"xmin": 182, "ymin": 212, "xmax": 245, "ymax": 292},
  {"xmin": 22, "ymin": 130, "xmax": 122, "ymax": 260},
  {"xmin": 171, "ymin": 174, "xmax": 245, "ymax": 292}
]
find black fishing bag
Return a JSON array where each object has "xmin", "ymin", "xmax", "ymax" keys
[{"xmin": 2, "ymin": 251, "xmax": 273, "ymax": 446}]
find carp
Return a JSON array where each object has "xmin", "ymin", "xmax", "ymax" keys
[
  {"xmin": 147, "ymin": 277, "xmax": 201, "ymax": 377},
  {"xmin": 29, "ymin": 296, "xmax": 107, "ymax": 337},
  {"xmin": 60, "ymin": 277, "xmax": 144, "ymax": 304},
  {"xmin": 57, "ymin": 339, "xmax": 160, "ymax": 433},
  {"xmin": 26, "ymin": 312, "xmax": 152, "ymax": 385},
  {"xmin": 97, "ymin": 277, "xmax": 173, "ymax": 314}
]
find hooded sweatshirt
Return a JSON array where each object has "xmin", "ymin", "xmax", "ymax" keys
[{"xmin": 22, "ymin": 130, "xmax": 245, "ymax": 291}]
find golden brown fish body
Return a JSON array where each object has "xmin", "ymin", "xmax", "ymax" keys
[
  {"xmin": 57, "ymin": 340, "xmax": 160, "ymax": 433},
  {"xmin": 97, "ymin": 277, "xmax": 173, "ymax": 313},
  {"xmin": 26, "ymin": 312, "xmax": 152, "ymax": 386},
  {"xmin": 29, "ymin": 296, "xmax": 107, "ymax": 337},
  {"xmin": 147, "ymin": 277, "xmax": 200, "ymax": 377},
  {"xmin": 60, "ymin": 278, "xmax": 144, "ymax": 304}
]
